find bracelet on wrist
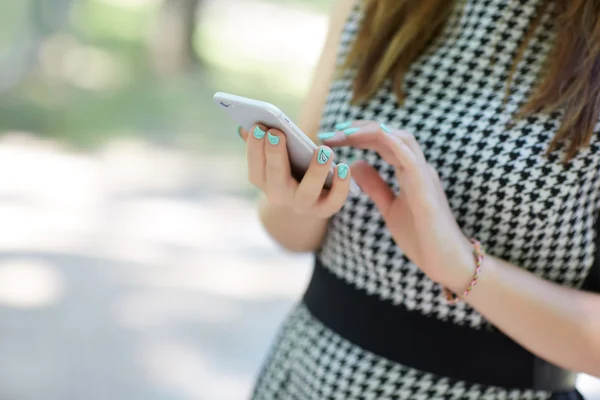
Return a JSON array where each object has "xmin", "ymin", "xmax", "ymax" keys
[{"xmin": 443, "ymin": 238, "xmax": 485, "ymax": 304}]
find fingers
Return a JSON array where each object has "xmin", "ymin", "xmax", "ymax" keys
[
  {"xmin": 247, "ymin": 124, "xmax": 268, "ymax": 189},
  {"xmin": 320, "ymin": 121, "xmax": 426, "ymax": 169},
  {"xmin": 319, "ymin": 121, "xmax": 385, "ymax": 147},
  {"xmin": 393, "ymin": 130, "xmax": 425, "ymax": 163},
  {"xmin": 237, "ymin": 126, "xmax": 249, "ymax": 142},
  {"xmin": 264, "ymin": 128, "xmax": 297, "ymax": 205},
  {"xmin": 351, "ymin": 160, "xmax": 394, "ymax": 214},
  {"xmin": 315, "ymin": 163, "xmax": 351, "ymax": 216},
  {"xmin": 384, "ymin": 134, "xmax": 419, "ymax": 172},
  {"xmin": 294, "ymin": 146, "xmax": 335, "ymax": 210},
  {"xmin": 245, "ymin": 123, "xmax": 354, "ymax": 217}
]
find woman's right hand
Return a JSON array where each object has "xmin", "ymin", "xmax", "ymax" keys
[{"xmin": 239, "ymin": 124, "xmax": 351, "ymax": 219}]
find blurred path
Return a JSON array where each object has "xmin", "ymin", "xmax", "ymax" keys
[
  {"xmin": 0, "ymin": 134, "xmax": 598, "ymax": 399},
  {"xmin": 0, "ymin": 133, "xmax": 311, "ymax": 400}
]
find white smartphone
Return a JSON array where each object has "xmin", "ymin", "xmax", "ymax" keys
[{"xmin": 213, "ymin": 92, "xmax": 361, "ymax": 196}]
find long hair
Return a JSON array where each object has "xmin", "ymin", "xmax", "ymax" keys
[{"xmin": 344, "ymin": 0, "xmax": 600, "ymax": 162}]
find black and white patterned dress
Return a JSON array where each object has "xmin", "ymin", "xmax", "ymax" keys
[{"xmin": 251, "ymin": 0, "xmax": 600, "ymax": 399}]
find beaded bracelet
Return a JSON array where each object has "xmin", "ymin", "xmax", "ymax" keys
[{"xmin": 443, "ymin": 238, "xmax": 485, "ymax": 304}]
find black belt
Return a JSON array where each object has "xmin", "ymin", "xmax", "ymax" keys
[{"xmin": 303, "ymin": 258, "xmax": 577, "ymax": 392}]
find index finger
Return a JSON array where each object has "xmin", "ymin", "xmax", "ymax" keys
[
  {"xmin": 322, "ymin": 123, "xmax": 426, "ymax": 166},
  {"xmin": 322, "ymin": 122, "xmax": 421, "ymax": 154},
  {"xmin": 318, "ymin": 121, "xmax": 380, "ymax": 145},
  {"xmin": 321, "ymin": 124, "xmax": 404, "ymax": 167}
]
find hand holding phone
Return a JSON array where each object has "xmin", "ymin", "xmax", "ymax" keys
[
  {"xmin": 214, "ymin": 92, "xmax": 360, "ymax": 216},
  {"xmin": 239, "ymin": 124, "xmax": 353, "ymax": 217}
]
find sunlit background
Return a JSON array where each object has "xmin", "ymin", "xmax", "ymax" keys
[{"xmin": 0, "ymin": 1, "xmax": 598, "ymax": 399}]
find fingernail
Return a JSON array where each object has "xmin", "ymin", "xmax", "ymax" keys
[
  {"xmin": 344, "ymin": 127, "xmax": 360, "ymax": 135},
  {"xmin": 267, "ymin": 131, "xmax": 280, "ymax": 145},
  {"xmin": 237, "ymin": 126, "xmax": 243, "ymax": 138},
  {"xmin": 317, "ymin": 131, "xmax": 336, "ymax": 140},
  {"xmin": 335, "ymin": 121, "xmax": 352, "ymax": 130},
  {"xmin": 337, "ymin": 163, "xmax": 349, "ymax": 179},
  {"xmin": 253, "ymin": 126, "xmax": 266, "ymax": 139},
  {"xmin": 380, "ymin": 123, "xmax": 391, "ymax": 133},
  {"xmin": 317, "ymin": 147, "xmax": 332, "ymax": 164}
]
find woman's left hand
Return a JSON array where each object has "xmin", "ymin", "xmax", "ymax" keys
[{"xmin": 322, "ymin": 121, "xmax": 474, "ymax": 291}]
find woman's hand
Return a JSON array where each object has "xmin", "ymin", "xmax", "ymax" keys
[
  {"xmin": 322, "ymin": 121, "xmax": 473, "ymax": 290},
  {"xmin": 324, "ymin": 122, "xmax": 600, "ymax": 376},
  {"xmin": 240, "ymin": 124, "xmax": 351, "ymax": 219}
]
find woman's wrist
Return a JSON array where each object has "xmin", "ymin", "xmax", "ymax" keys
[{"xmin": 438, "ymin": 236, "xmax": 481, "ymax": 294}]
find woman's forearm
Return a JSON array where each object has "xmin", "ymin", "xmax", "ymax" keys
[
  {"xmin": 455, "ymin": 255, "xmax": 600, "ymax": 376},
  {"xmin": 258, "ymin": 195, "xmax": 330, "ymax": 252}
]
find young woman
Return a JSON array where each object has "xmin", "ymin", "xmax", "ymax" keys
[{"xmin": 240, "ymin": 0, "xmax": 600, "ymax": 398}]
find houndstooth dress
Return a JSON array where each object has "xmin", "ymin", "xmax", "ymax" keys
[{"xmin": 251, "ymin": 0, "xmax": 600, "ymax": 399}]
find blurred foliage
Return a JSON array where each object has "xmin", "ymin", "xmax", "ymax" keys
[{"xmin": 0, "ymin": 0, "xmax": 329, "ymax": 153}]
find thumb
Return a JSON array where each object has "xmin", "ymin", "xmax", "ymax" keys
[{"xmin": 351, "ymin": 160, "xmax": 395, "ymax": 214}]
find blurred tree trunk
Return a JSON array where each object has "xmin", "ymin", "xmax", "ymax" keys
[
  {"xmin": 0, "ymin": 0, "xmax": 73, "ymax": 92},
  {"xmin": 148, "ymin": 0, "xmax": 202, "ymax": 76}
]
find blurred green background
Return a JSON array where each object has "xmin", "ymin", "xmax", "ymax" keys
[
  {"xmin": 0, "ymin": 1, "xmax": 599, "ymax": 400},
  {"xmin": 0, "ymin": 0, "xmax": 329, "ymax": 150}
]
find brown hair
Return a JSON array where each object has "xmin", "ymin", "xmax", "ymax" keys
[{"xmin": 344, "ymin": 0, "xmax": 600, "ymax": 162}]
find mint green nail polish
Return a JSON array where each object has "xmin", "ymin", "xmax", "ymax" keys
[
  {"xmin": 317, "ymin": 148, "xmax": 332, "ymax": 164},
  {"xmin": 253, "ymin": 126, "xmax": 266, "ymax": 139},
  {"xmin": 237, "ymin": 126, "xmax": 243, "ymax": 138},
  {"xmin": 267, "ymin": 132, "xmax": 280, "ymax": 145},
  {"xmin": 380, "ymin": 123, "xmax": 391, "ymax": 133},
  {"xmin": 344, "ymin": 127, "xmax": 360, "ymax": 135},
  {"xmin": 337, "ymin": 163, "xmax": 349, "ymax": 179},
  {"xmin": 335, "ymin": 121, "xmax": 352, "ymax": 130},
  {"xmin": 317, "ymin": 132, "xmax": 336, "ymax": 140}
]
